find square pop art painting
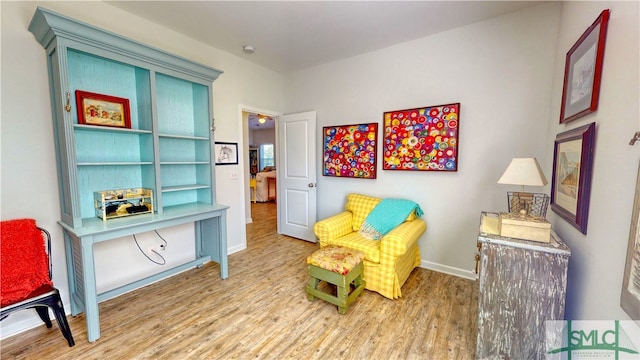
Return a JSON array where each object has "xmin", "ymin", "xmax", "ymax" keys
[
  {"xmin": 383, "ymin": 103, "xmax": 460, "ymax": 171},
  {"xmin": 323, "ymin": 123, "xmax": 378, "ymax": 179}
]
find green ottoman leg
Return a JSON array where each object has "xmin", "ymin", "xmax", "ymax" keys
[
  {"xmin": 337, "ymin": 282, "xmax": 349, "ymax": 314},
  {"xmin": 306, "ymin": 276, "xmax": 320, "ymax": 301}
]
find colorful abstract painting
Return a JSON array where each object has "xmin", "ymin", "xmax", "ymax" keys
[
  {"xmin": 323, "ymin": 123, "xmax": 378, "ymax": 179},
  {"xmin": 383, "ymin": 103, "xmax": 460, "ymax": 171}
]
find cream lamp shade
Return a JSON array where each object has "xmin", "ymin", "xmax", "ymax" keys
[{"xmin": 497, "ymin": 158, "xmax": 548, "ymax": 189}]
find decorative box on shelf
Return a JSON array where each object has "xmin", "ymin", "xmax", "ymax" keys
[
  {"xmin": 480, "ymin": 211, "xmax": 551, "ymax": 243},
  {"xmin": 94, "ymin": 188, "xmax": 154, "ymax": 220}
]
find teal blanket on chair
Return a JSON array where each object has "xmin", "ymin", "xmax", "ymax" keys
[{"xmin": 359, "ymin": 198, "xmax": 423, "ymax": 240}]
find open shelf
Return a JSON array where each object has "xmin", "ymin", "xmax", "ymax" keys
[{"xmin": 47, "ymin": 45, "xmax": 219, "ymax": 225}]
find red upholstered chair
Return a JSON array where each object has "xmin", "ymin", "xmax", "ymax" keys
[{"xmin": 0, "ymin": 219, "xmax": 75, "ymax": 346}]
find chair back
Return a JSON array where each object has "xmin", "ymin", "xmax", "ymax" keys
[
  {"xmin": 345, "ymin": 193, "xmax": 420, "ymax": 232},
  {"xmin": 345, "ymin": 194, "xmax": 381, "ymax": 231},
  {"xmin": 0, "ymin": 219, "xmax": 52, "ymax": 307}
]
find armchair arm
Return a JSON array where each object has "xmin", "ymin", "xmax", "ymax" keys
[
  {"xmin": 380, "ymin": 219, "xmax": 427, "ymax": 257},
  {"xmin": 313, "ymin": 211, "xmax": 354, "ymax": 246}
]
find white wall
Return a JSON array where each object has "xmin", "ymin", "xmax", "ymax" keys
[
  {"xmin": 0, "ymin": 1, "xmax": 284, "ymax": 337},
  {"xmin": 284, "ymin": 3, "xmax": 561, "ymax": 279},
  {"xmin": 250, "ymin": 129, "xmax": 276, "ymax": 150},
  {"xmin": 545, "ymin": 1, "xmax": 639, "ymax": 320}
]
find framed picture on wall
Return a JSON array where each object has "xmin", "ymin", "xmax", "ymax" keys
[
  {"xmin": 215, "ymin": 142, "xmax": 238, "ymax": 165},
  {"xmin": 322, "ymin": 123, "xmax": 378, "ymax": 179},
  {"xmin": 550, "ymin": 123, "xmax": 596, "ymax": 234},
  {"xmin": 559, "ymin": 9, "xmax": 610, "ymax": 124},
  {"xmin": 383, "ymin": 103, "xmax": 460, "ymax": 171},
  {"xmin": 621, "ymin": 160, "xmax": 640, "ymax": 320}
]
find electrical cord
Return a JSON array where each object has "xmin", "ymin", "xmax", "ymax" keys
[
  {"xmin": 154, "ymin": 230, "xmax": 168, "ymax": 249},
  {"xmin": 133, "ymin": 230, "xmax": 168, "ymax": 265}
]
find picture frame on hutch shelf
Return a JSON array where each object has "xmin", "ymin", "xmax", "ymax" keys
[
  {"xmin": 559, "ymin": 9, "xmax": 610, "ymax": 124},
  {"xmin": 550, "ymin": 122, "xmax": 596, "ymax": 234},
  {"xmin": 215, "ymin": 142, "xmax": 239, "ymax": 165},
  {"xmin": 75, "ymin": 90, "xmax": 131, "ymax": 128}
]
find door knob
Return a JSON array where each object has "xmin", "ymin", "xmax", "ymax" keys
[{"xmin": 308, "ymin": 183, "xmax": 315, "ymax": 187}]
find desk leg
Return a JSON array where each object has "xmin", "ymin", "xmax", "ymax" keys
[
  {"xmin": 62, "ymin": 230, "xmax": 80, "ymax": 315},
  {"xmin": 80, "ymin": 236, "xmax": 101, "ymax": 342},
  {"xmin": 219, "ymin": 211, "xmax": 228, "ymax": 279},
  {"xmin": 197, "ymin": 213, "xmax": 228, "ymax": 279}
]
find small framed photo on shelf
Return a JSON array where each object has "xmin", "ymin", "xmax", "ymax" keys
[
  {"xmin": 559, "ymin": 9, "xmax": 610, "ymax": 124},
  {"xmin": 383, "ymin": 103, "xmax": 460, "ymax": 171},
  {"xmin": 215, "ymin": 142, "xmax": 238, "ymax": 165},
  {"xmin": 323, "ymin": 123, "xmax": 378, "ymax": 179},
  {"xmin": 550, "ymin": 122, "xmax": 596, "ymax": 234},
  {"xmin": 75, "ymin": 90, "xmax": 131, "ymax": 128}
]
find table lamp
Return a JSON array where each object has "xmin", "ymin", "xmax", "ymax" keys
[{"xmin": 497, "ymin": 158, "xmax": 549, "ymax": 217}]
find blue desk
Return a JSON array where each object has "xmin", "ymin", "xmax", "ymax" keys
[{"xmin": 59, "ymin": 203, "xmax": 228, "ymax": 342}]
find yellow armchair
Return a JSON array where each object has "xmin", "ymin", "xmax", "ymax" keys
[{"xmin": 313, "ymin": 193, "xmax": 426, "ymax": 299}]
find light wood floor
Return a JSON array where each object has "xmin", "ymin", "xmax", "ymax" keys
[{"xmin": 1, "ymin": 202, "xmax": 478, "ymax": 359}]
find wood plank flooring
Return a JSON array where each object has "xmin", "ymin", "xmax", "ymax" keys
[{"xmin": 1, "ymin": 202, "xmax": 478, "ymax": 359}]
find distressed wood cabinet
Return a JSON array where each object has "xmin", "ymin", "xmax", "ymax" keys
[{"xmin": 476, "ymin": 226, "xmax": 570, "ymax": 359}]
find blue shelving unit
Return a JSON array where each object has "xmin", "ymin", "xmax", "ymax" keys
[{"xmin": 29, "ymin": 6, "xmax": 228, "ymax": 342}]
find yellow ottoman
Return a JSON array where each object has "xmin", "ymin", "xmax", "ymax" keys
[{"xmin": 305, "ymin": 246, "xmax": 366, "ymax": 314}]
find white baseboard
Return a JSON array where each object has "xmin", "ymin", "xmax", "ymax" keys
[
  {"xmin": 228, "ymin": 243, "xmax": 246, "ymax": 255},
  {"xmin": 420, "ymin": 260, "xmax": 478, "ymax": 281},
  {"xmin": 245, "ymin": 217, "xmax": 253, "ymax": 224},
  {"xmin": 0, "ymin": 316, "xmax": 43, "ymax": 340}
]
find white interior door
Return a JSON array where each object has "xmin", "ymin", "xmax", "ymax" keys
[{"xmin": 277, "ymin": 111, "xmax": 317, "ymax": 242}]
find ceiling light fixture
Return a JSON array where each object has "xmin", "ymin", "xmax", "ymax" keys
[
  {"xmin": 243, "ymin": 45, "xmax": 255, "ymax": 54},
  {"xmin": 258, "ymin": 115, "xmax": 266, "ymax": 124}
]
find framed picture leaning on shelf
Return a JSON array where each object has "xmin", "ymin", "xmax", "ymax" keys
[{"xmin": 75, "ymin": 90, "xmax": 131, "ymax": 128}]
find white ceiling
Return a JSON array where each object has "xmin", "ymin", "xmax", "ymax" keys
[
  {"xmin": 247, "ymin": 113, "xmax": 275, "ymax": 130},
  {"xmin": 107, "ymin": 1, "xmax": 540, "ymax": 74}
]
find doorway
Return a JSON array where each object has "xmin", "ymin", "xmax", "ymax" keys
[
  {"xmin": 239, "ymin": 107, "xmax": 318, "ymax": 249},
  {"xmin": 241, "ymin": 107, "xmax": 279, "ymax": 228}
]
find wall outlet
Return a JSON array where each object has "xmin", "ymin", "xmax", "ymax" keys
[{"xmin": 148, "ymin": 243, "xmax": 167, "ymax": 254}]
